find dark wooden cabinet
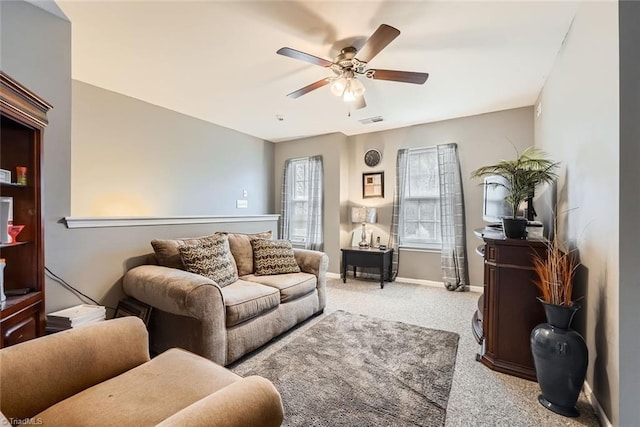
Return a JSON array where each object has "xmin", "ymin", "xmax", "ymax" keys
[
  {"xmin": 0, "ymin": 72, "xmax": 51, "ymax": 348},
  {"xmin": 341, "ymin": 247, "xmax": 393, "ymax": 288},
  {"xmin": 472, "ymin": 229, "xmax": 547, "ymax": 381}
]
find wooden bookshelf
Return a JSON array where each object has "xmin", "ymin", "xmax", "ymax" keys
[{"xmin": 0, "ymin": 71, "xmax": 52, "ymax": 348}]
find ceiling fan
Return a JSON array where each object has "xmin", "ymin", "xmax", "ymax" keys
[{"xmin": 277, "ymin": 24, "xmax": 429, "ymax": 110}]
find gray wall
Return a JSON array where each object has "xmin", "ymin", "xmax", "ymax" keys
[
  {"xmin": 534, "ymin": 2, "xmax": 619, "ymax": 424},
  {"xmin": 273, "ymin": 133, "xmax": 349, "ymax": 273},
  {"xmin": 274, "ymin": 108, "xmax": 533, "ymax": 287},
  {"xmin": 348, "ymin": 108, "xmax": 533, "ymax": 286},
  {"xmin": 72, "ymin": 81, "xmax": 273, "ymax": 216},
  {"xmin": 619, "ymin": 1, "xmax": 640, "ymax": 425},
  {"xmin": 1, "ymin": 1, "xmax": 276, "ymax": 314}
]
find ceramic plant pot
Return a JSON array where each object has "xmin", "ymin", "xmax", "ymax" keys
[
  {"xmin": 530, "ymin": 299, "xmax": 588, "ymax": 417},
  {"xmin": 501, "ymin": 217, "xmax": 528, "ymax": 239}
]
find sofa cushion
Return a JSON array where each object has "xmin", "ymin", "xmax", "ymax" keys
[
  {"xmin": 227, "ymin": 231, "xmax": 272, "ymax": 276},
  {"xmin": 221, "ymin": 280, "xmax": 280, "ymax": 327},
  {"xmin": 178, "ymin": 234, "xmax": 238, "ymax": 287},
  {"xmin": 251, "ymin": 239, "xmax": 301, "ymax": 276},
  {"xmin": 151, "ymin": 233, "xmax": 237, "ymax": 271},
  {"xmin": 242, "ymin": 272, "xmax": 317, "ymax": 303},
  {"xmin": 35, "ymin": 348, "xmax": 241, "ymax": 426}
]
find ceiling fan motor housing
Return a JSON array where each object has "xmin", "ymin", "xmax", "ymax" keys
[{"xmin": 332, "ymin": 47, "xmax": 367, "ymax": 75}]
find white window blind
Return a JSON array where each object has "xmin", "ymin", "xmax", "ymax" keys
[
  {"xmin": 289, "ymin": 159, "xmax": 309, "ymax": 244},
  {"xmin": 400, "ymin": 147, "xmax": 442, "ymax": 249}
]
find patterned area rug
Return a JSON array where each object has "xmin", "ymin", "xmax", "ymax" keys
[{"xmin": 231, "ymin": 310, "xmax": 460, "ymax": 426}]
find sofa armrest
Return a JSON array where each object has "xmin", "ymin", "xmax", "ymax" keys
[
  {"xmin": 122, "ymin": 265, "xmax": 228, "ymax": 364},
  {"xmin": 293, "ymin": 249, "xmax": 329, "ymax": 310},
  {"xmin": 156, "ymin": 376, "xmax": 284, "ymax": 427},
  {"xmin": 123, "ymin": 265, "xmax": 225, "ymax": 319},
  {"xmin": 0, "ymin": 317, "xmax": 149, "ymax": 420}
]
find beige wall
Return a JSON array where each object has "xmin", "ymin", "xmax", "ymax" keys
[
  {"xmin": 534, "ymin": 2, "xmax": 619, "ymax": 424},
  {"xmin": 273, "ymin": 133, "xmax": 349, "ymax": 274}
]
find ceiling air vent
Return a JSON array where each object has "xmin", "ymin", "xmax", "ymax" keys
[{"xmin": 359, "ymin": 116, "xmax": 384, "ymax": 125}]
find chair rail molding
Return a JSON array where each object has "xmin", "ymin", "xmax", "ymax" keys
[{"xmin": 63, "ymin": 214, "xmax": 280, "ymax": 229}]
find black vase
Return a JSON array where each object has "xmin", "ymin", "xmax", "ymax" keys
[
  {"xmin": 530, "ymin": 298, "xmax": 588, "ymax": 417},
  {"xmin": 502, "ymin": 217, "xmax": 528, "ymax": 239}
]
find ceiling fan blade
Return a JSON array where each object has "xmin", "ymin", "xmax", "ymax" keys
[
  {"xmin": 367, "ymin": 69, "xmax": 429, "ymax": 84},
  {"xmin": 353, "ymin": 96, "xmax": 366, "ymax": 110},
  {"xmin": 286, "ymin": 78, "xmax": 331, "ymax": 99},
  {"xmin": 277, "ymin": 47, "xmax": 333, "ymax": 67},
  {"xmin": 355, "ymin": 24, "xmax": 401, "ymax": 63}
]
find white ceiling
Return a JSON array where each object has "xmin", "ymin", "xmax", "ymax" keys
[{"xmin": 56, "ymin": 0, "xmax": 578, "ymax": 142}]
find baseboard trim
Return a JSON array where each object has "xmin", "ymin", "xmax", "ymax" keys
[
  {"xmin": 327, "ymin": 272, "xmax": 482, "ymax": 293},
  {"xmin": 395, "ymin": 276, "xmax": 443, "ymax": 288},
  {"xmin": 583, "ymin": 381, "xmax": 612, "ymax": 427}
]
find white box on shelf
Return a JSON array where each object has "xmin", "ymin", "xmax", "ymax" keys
[
  {"xmin": 0, "ymin": 197, "xmax": 13, "ymax": 243},
  {"xmin": 0, "ymin": 169, "xmax": 10, "ymax": 184}
]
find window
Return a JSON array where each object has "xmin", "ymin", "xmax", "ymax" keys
[
  {"xmin": 289, "ymin": 158, "xmax": 309, "ymax": 244},
  {"xmin": 281, "ymin": 156, "xmax": 323, "ymax": 250},
  {"xmin": 400, "ymin": 147, "xmax": 442, "ymax": 249}
]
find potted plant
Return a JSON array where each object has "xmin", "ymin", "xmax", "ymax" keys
[
  {"xmin": 471, "ymin": 146, "xmax": 559, "ymax": 238},
  {"xmin": 530, "ymin": 233, "xmax": 588, "ymax": 417}
]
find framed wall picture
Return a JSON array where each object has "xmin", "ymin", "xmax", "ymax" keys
[{"xmin": 362, "ymin": 172, "xmax": 384, "ymax": 198}]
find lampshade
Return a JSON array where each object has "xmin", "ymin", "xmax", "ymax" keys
[
  {"xmin": 330, "ymin": 75, "xmax": 366, "ymax": 103},
  {"xmin": 330, "ymin": 76, "xmax": 347, "ymax": 96},
  {"xmin": 351, "ymin": 207, "xmax": 377, "ymax": 224},
  {"xmin": 349, "ymin": 78, "xmax": 366, "ymax": 97}
]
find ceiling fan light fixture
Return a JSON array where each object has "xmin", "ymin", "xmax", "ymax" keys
[
  {"xmin": 342, "ymin": 83, "xmax": 357, "ymax": 102},
  {"xmin": 350, "ymin": 78, "xmax": 366, "ymax": 97},
  {"xmin": 330, "ymin": 76, "xmax": 347, "ymax": 96},
  {"xmin": 342, "ymin": 77, "xmax": 365, "ymax": 103}
]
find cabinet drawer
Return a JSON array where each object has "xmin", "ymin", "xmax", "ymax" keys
[
  {"xmin": 3, "ymin": 315, "xmax": 37, "ymax": 346},
  {"xmin": 485, "ymin": 243, "xmax": 545, "ymax": 267},
  {"xmin": 486, "ymin": 244, "xmax": 498, "ymax": 262},
  {"xmin": 1, "ymin": 302, "xmax": 42, "ymax": 347}
]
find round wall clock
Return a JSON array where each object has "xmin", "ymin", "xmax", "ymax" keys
[{"xmin": 364, "ymin": 149, "xmax": 382, "ymax": 167}]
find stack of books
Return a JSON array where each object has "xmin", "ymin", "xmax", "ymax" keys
[{"xmin": 46, "ymin": 304, "xmax": 106, "ymax": 333}]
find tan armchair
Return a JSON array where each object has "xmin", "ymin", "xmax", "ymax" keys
[{"xmin": 0, "ymin": 317, "xmax": 283, "ymax": 426}]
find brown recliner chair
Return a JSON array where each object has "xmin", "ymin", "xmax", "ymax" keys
[{"xmin": 0, "ymin": 317, "xmax": 283, "ymax": 426}]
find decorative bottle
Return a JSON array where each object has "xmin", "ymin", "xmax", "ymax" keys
[{"xmin": 0, "ymin": 258, "xmax": 6, "ymax": 302}]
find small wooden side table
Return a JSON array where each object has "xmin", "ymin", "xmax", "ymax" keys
[{"xmin": 341, "ymin": 247, "xmax": 394, "ymax": 289}]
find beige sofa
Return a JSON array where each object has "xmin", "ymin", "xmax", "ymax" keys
[
  {"xmin": 0, "ymin": 317, "xmax": 283, "ymax": 427},
  {"xmin": 123, "ymin": 231, "xmax": 329, "ymax": 366}
]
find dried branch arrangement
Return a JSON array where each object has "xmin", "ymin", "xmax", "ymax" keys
[{"xmin": 533, "ymin": 237, "xmax": 579, "ymax": 306}]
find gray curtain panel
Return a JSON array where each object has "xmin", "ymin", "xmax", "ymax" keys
[
  {"xmin": 305, "ymin": 156, "xmax": 324, "ymax": 251},
  {"xmin": 388, "ymin": 149, "xmax": 408, "ymax": 280},
  {"xmin": 437, "ymin": 143, "xmax": 469, "ymax": 291}
]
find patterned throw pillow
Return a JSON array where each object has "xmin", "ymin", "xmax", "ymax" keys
[
  {"xmin": 227, "ymin": 231, "xmax": 273, "ymax": 276},
  {"xmin": 251, "ymin": 239, "xmax": 301, "ymax": 276},
  {"xmin": 178, "ymin": 234, "xmax": 238, "ymax": 287},
  {"xmin": 151, "ymin": 233, "xmax": 231, "ymax": 270}
]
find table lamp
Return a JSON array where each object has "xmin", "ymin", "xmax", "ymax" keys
[{"xmin": 351, "ymin": 207, "xmax": 377, "ymax": 248}]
